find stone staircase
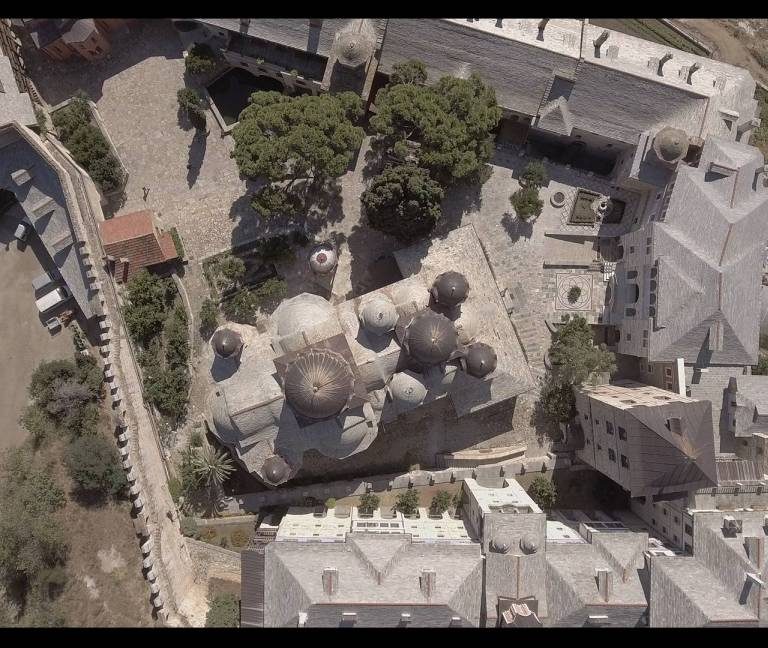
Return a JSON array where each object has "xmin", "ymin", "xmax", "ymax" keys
[{"xmin": 506, "ymin": 281, "xmax": 550, "ymax": 382}]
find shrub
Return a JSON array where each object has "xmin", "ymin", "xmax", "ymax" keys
[
  {"xmin": 168, "ymin": 475, "xmax": 183, "ymax": 503},
  {"xmin": 754, "ymin": 352, "xmax": 768, "ymax": 376},
  {"xmin": 539, "ymin": 374, "xmax": 576, "ymax": 425},
  {"xmin": 180, "ymin": 517, "xmax": 198, "ymax": 538},
  {"xmin": 199, "ymin": 527, "xmax": 217, "ymax": 543},
  {"xmin": 35, "ymin": 107, "xmax": 48, "ymax": 135},
  {"xmin": 251, "ymin": 278, "xmax": 288, "ymax": 312},
  {"xmin": 394, "ymin": 488, "xmax": 420, "ymax": 516},
  {"xmin": 358, "ymin": 492, "xmax": 379, "ymax": 514},
  {"xmin": 218, "ymin": 254, "xmax": 246, "ymax": 285},
  {"xmin": 520, "ymin": 160, "xmax": 549, "ymax": 189},
  {"xmin": 176, "ymin": 87, "xmax": 206, "ymax": 129},
  {"xmin": 549, "ymin": 315, "xmax": 617, "ymax": 386},
  {"xmin": 65, "ymin": 436, "xmax": 127, "ymax": 497},
  {"xmin": 510, "ymin": 186, "xmax": 543, "ymax": 220},
  {"xmin": 324, "ymin": 498, "xmax": 337, "ymax": 510},
  {"xmin": 199, "ymin": 298, "xmax": 219, "ymax": 340},
  {"xmin": 221, "ymin": 290, "xmax": 259, "ymax": 326},
  {"xmin": 189, "ymin": 430, "xmax": 203, "ymax": 448},
  {"xmin": 185, "ymin": 43, "xmax": 217, "ymax": 76},
  {"xmin": 123, "ymin": 271, "xmax": 174, "ymax": 347},
  {"xmin": 229, "ymin": 529, "xmax": 249, "ymax": 548},
  {"xmin": 170, "ymin": 227, "xmax": 185, "ymax": 260},
  {"xmin": 205, "ymin": 592, "xmax": 239, "ymax": 627},
  {"xmin": 527, "ymin": 476, "xmax": 557, "ymax": 510},
  {"xmin": 567, "ymin": 286, "xmax": 582, "ymax": 304},
  {"xmin": 429, "ymin": 490, "xmax": 452, "ymax": 516}
]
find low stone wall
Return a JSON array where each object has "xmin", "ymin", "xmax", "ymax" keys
[{"xmin": 185, "ymin": 537, "xmax": 241, "ymax": 584}]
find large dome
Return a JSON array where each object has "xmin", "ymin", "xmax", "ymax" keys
[
  {"xmin": 431, "ymin": 271, "xmax": 470, "ymax": 307},
  {"xmin": 283, "ymin": 349, "xmax": 354, "ymax": 419},
  {"xmin": 276, "ymin": 293, "xmax": 335, "ymax": 337},
  {"xmin": 333, "ymin": 22, "xmax": 376, "ymax": 68},
  {"xmin": 210, "ymin": 328, "xmax": 243, "ymax": 359},
  {"xmin": 653, "ymin": 126, "xmax": 688, "ymax": 163},
  {"xmin": 405, "ymin": 309, "xmax": 459, "ymax": 366},
  {"xmin": 389, "ymin": 370, "xmax": 427, "ymax": 406},
  {"xmin": 360, "ymin": 297, "xmax": 398, "ymax": 336},
  {"xmin": 465, "ymin": 342, "xmax": 497, "ymax": 378},
  {"xmin": 262, "ymin": 455, "xmax": 290, "ymax": 485}
]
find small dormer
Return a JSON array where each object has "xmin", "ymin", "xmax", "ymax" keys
[{"xmin": 722, "ymin": 515, "xmax": 743, "ymax": 537}]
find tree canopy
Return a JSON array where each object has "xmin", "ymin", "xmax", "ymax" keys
[
  {"xmin": 520, "ymin": 160, "xmax": 549, "ymax": 189},
  {"xmin": 231, "ymin": 91, "xmax": 364, "ymax": 184},
  {"xmin": 389, "ymin": 59, "xmax": 428, "ymax": 86},
  {"xmin": 65, "ymin": 436, "xmax": 127, "ymax": 497},
  {"xmin": 549, "ymin": 316, "xmax": 616, "ymax": 386},
  {"xmin": 361, "ymin": 163, "xmax": 444, "ymax": 242},
  {"xmin": 358, "ymin": 492, "xmax": 380, "ymax": 513},
  {"xmin": 393, "ymin": 489, "xmax": 420, "ymax": 516},
  {"xmin": 371, "ymin": 74, "xmax": 501, "ymax": 185},
  {"xmin": 429, "ymin": 490, "xmax": 452, "ymax": 516},
  {"xmin": 185, "ymin": 43, "xmax": 217, "ymax": 76},
  {"xmin": 510, "ymin": 186, "xmax": 543, "ymax": 220},
  {"xmin": 527, "ymin": 476, "xmax": 557, "ymax": 511},
  {"xmin": 205, "ymin": 593, "xmax": 240, "ymax": 627}
]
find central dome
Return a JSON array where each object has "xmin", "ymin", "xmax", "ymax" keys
[
  {"xmin": 465, "ymin": 343, "xmax": 498, "ymax": 378},
  {"xmin": 283, "ymin": 349, "xmax": 354, "ymax": 419},
  {"xmin": 653, "ymin": 126, "xmax": 688, "ymax": 163},
  {"xmin": 334, "ymin": 29, "xmax": 375, "ymax": 68},
  {"xmin": 405, "ymin": 309, "xmax": 459, "ymax": 366}
]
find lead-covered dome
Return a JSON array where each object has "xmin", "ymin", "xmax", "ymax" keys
[
  {"xmin": 653, "ymin": 126, "xmax": 688, "ymax": 163},
  {"xmin": 262, "ymin": 455, "xmax": 290, "ymax": 485},
  {"xmin": 333, "ymin": 20, "xmax": 376, "ymax": 68},
  {"xmin": 360, "ymin": 296, "xmax": 398, "ymax": 336},
  {"xmin": 465, "ymin": 342, "xmax": 497, "ymax": 378},
  {"xmin": 211, "ymin": 328, "xmax": 243, "ymax": 359},
  {"xmin": 389, "ymin": 370, "xmax": 427, "ymax": 406},
  {"xmin": 283, "ymin": 349, "xmax": 354, "ymax": 419},
  {"xmin": 276, "ymin": 293, "xmax": 335, "ymax": 337},
  {"xmin": 520, "ymin": 533, "xmax": 539, "ymax": 555},
  {"xmin": 404, "ymin": 309, "xmax": 459, "ymax": 366},
  {"xmin": 431, "ymin": 271, "xmax": 470, "ymax": 307}
]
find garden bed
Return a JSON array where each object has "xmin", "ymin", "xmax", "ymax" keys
[{"xmin": 194, "ymin": 520, "xmax": 256, "ymax": 551}]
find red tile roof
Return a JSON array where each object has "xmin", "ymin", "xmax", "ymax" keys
[{"xmin": 99, "ymin": 210, "xmax": 178, "ymax": 281}]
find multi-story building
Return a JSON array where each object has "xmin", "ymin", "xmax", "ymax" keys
[{"xmin": 21, "ymin": 19, "xmax": 127, "ymax": 61}]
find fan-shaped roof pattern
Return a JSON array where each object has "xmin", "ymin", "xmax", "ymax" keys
[
  {"xmin": 283, "ymin": 349, "xmax": 354, "ymax": 419},
  {"xmin": 405, "ymin": 309, "xmax": 458, "ymax": 365}
]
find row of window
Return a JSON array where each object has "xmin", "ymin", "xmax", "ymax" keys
[{"xmin": 585, "ymin": 438, "xmax": 630, "ymax": 468}]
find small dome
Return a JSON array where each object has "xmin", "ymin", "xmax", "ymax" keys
[
  {"xmin": 653, "ymin": 126, "xmax": 688, "ymax": 163},
  {"xmin": 520, "ymin": 534, "xmax": 539, "ymax": 555},
  {"xmin": 465, "ymin": 342, "xmax": 497, "ymax": 378},
  {"xmin": 309, "ymin": 244, "xmax": 338, "ymax": 274},
  {"xmin": 360, "ymin": 297, "xmax": 398, "ymax": 336},
  {"xmin": 211, "ymin": 328, "xmax": 242, "ymax": 359},
  {"xmin": 333, "ymin": 25, "xmax": 375, "ymax": 68},
  {"xmin": 283, "ymin": 349, "xmax": 354, "ymax": 419},
  {"xmin": 276, "ymin": 293, "xmax": 335, "ymax": 337},
  {"xmin": 262, "ymin": 455, "xmax": 290, "ymax": 484},
  {"xmin": 338, "ymin": 414, "xmax": 370, "ymax": 451},
  {"xmin": 431, "ymin": 271, "xmax": 470, "ymax": 307},
  {"xmin": 392, "ymin": 282, "xmax": 429, "ymax": 309},
  {"xmin": 490, "ymin": 532, "xmax": 513, "ymax": 554},
  {"xmin": 389, "ymin": 370, "xmax": 427, "ymax": 406},
  {"xmin": 405, "ymin": 309, "xmax": 459, "ymax": 366},
  {"xmin": 454, "ymin": 307, "xmax": 479, "ymax": 345}
]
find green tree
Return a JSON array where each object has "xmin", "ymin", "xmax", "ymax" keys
[
  {"xmin": 221, "ymin": 290, "xmax": 259, "ymax": 326},
  {"xmin": 185, "ymin": 43, "xmax": 217, "ymax": 76},
  {"xmin": 549, "ymin": 315, "xmax": 616, "ymax": 386},
  {"xmin": 250, "ymin": 184, "xmax": 302, "ymax": 220},
  {"xmin": 232, "ymin": 91, "xmax": 363, "ymax": 186},
  {"xmin": 65, "ymin": 436, "xmax": 127, "ymax": 497},
  {"xmin": 753, "ymin": 352, "xmax": 768, "ymax": 376},
  {"xmin": 527, "ymin": 476, "xmax": 557, "ymax": 511},
  {"xmin": 324, "ymin": 497, "xmax": 337, "ymax": 509},
  {"xmin": 510, "ymin": 186, "xmax": 543, "ymax": 220},
  {"xmin": 123, "ymin": 271, "xmax": 174, "ymax": 347},
  {"xmin": 217, "ymin": 254, "xmax": 246, "ymax": 285},
  {"xmin": 362, "ymin": 164, "xmax": 444, "ymax": 242},
  {"xmin": 539, "ymin": 374, "xmax": 576, "ymax": 425},
  {"xmin": 520, "ymin": 160, "xmax": 549, "ymax": 189},
  {"xmin": 19, "ymin": 405, "xmax": 57, "ymax": 445},
  {"xmin": 192, "ymin": 444, "xmax": 235, "ymax": 491},
  {"xmin": 371, "ymin": 74, "xmax": 501, "ymax": 185},
  {"xmin": 176, "ymin": 87, "xmax": 206, "ymax": 129},
  {"xmin": 199, "ymin": 298, "xmax": 219, "ymax": 340},
  {"xmin": 205, "ymin": 592, "xmax": 239, "ymax": 627},
  {"xmin": 389, "ymin": 59, "xmax": 428, "ymax": 86},
  {"xmin": 429, "ymin": 490, "xmax": 452, "ymax": 516},
  {"xmin": 358, "ymin": 492, "xmax": 380, "ymax": 514},
  {"xmin": 164, "ymin": 305, "xmax": 190, "ymax": 369},
  {"xmin": 567, "ymin": 286, "xmax": 582, "ymax": 304},
  {"xmin": 180, "ymin": 516, "xmax": 199, "ymax": 538},
  {"xmin": 394, "ymin": 488, "xmax": 420, "ymax": 516}
]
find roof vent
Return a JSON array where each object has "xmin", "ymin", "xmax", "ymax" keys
[
  {"xmin": 496, "ymin": 19, "xmax": 504, "ymax": 28},
  {"xmin": 596, "ymin": 568, "xmax": 613, "ymax": 602},
  {"xmin": 657, "ymin": 51, "xmax": 673, "ymax": 76},
  {"xmin": 322, "ymin": 567, "xmax": 338, "ymax": 595},
  {"xmin": 537, "ymin": 18, "xmax": 549, "ymax": 40},
  {"xmin": 593, "ymin": 30, "xmax": 609, "ymax": 56},
  {"xmin": 665, "ymin": 417, "xmax": 682, "ymax": 435},
  {"xmin": 723, "ymin": 515, "xmax": 743, "ymax": 537},
  {"xmin": 420, "ymin": 569, "xmax": 437, "ymax": 598},
  {"xmin": 687, "ymin": 61, "xmax": 701, "ymax": 84}
]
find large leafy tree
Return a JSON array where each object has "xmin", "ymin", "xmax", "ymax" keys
[
  {"xmin": 65, "ymin": 436, "xmax": 127, "ymax": 497},
  {"xmin": 389, "ymin": 59, "xmax": 428, "ymax": 86},
  {"xmin": 549, "ymin": 316, "xmax": 616, "ymax": 386},
  {"xmin": 361, "ymin": 164, "xmax": 444, "ymax": 242},
  {"xmin": 123, "ymin": 270, "xmax": 175, "ymax": 347},
  {"xmin": 528, "ymin": 476, "xmax": 557, "ymax": 511},
  {"xmin": 510, "ymin": 186, "xmax": 543, "ymax": 220},
  {"xmin": 231, "ymin": 91, "xmax": 364, "ymax": 186},
  {"xmin": 371, "ymin": 73, "xmax": 501, "ymax": 185}
]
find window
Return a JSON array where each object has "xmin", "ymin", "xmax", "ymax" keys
[
  {"xmin": 608, "ymin": 449, "xmax": 616, "ymax": 462},
  {"xmin": 674, "ymin": 516, "xmax": 679, "ymax": 524},
  {"xmin": 663, "ymin": 508, "xmax": 668, "ymax": 517},
  {"xmin": 621, "ymin": 454, "xmax": 629, "ymax": 468},
  {"xmin": 584, "ymin": 413, "xmax": 589, "ymax": 420},
  {"xmin": 606, "ymin": 422, "xmax": 614, "ymax": 435},
  {"xmin": 673, "ymin": 534, "xmax": 678, "ymax": 543},
  {"xmin": 585, "ymin": 438, "xmax": 591, "ymax": 445},
  {"xmin": 652, "ymin": 518, "xmax": 656, "ymax": 526},
  {"xmin": 684, "ymin": 543, "xmax": 693, "ymax": 553},
  {"xmin": 618, "ymin": 426, "xmax": 627, "ymax": 440},
  {"xmin": 95, "ymin": 45, "xmax": 102, "ymax": 54},
  {"xmin": 665, "ymin": 367, "xmax": 673, "ymax": 378},
  {"xmin": 626, "ymin": 333, "xmax": 632, "ymax": 341},
  {"xmin": 684, "ymin": 524, "xmax": 693, "ymax": 535},
  {"xmin": 629, "ymin": 246, "xmax": 635, "ymax": 254},
  {"xmin": 595, "ymin": 419, "xmax": 600, "ymax": 426},
  {"xmin": 597, "ymin": 443, "xmax": 602, "ymax": 451},
  {"xmin": 662, "ymin": 526, "xmax": 667, "ymax": 535}
]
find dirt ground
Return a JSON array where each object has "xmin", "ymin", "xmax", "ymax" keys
[
  {"xmin": 336, "ymin": 481, "xmax": 463, "ymax": 511},
  {"xmin": 0, "ymin": 216, "xmax": 76, "ymax": 452}
]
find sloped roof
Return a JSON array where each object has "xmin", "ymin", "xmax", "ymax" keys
[{"xmin": 100, "ymin": 210, "xmax": 178, "ymax": 279}]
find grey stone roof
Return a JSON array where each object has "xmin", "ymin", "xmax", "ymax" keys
[
  {"xmin": 264, "ymin": 532, "xmax": 483, "ymax": 627},
  {"xmin": 647, "ymin": 138, "xmax": 768, "ymax": 365},
  {"xmin": 0, "ymin": 54, "xmax": 35, "ymax": 128}
]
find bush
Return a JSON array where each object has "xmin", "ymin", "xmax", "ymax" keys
[
  {"xmin": 520, "ymin": 160, "xmax": 548, "ymax": 189},
  {"xmin": 567, "ymin": 286, "xmax": 582, "ymax": 304},
  {"xmin": 199, "ymin": 298, "xmax": 219, "ymax": 340},
  {"xmin": 180, "ymin": 517, "xmax": 199, "ymax": 538},
  {"xmin": 429, "ymin": 490, "xmax": 452, "ymax": 516},
  {"xmin": 221, "ymin": 289, "xmax": 259, "ymax": 326},
  {"xmin": 170, "ymin": 227, "xmax": 185, "ymax": 260},
  {"xmin": 358, "ymin": 492, "xmax": 379, "ymax": 514},
  {"xmin": 510, "ymin": 186, "xmax": 543, "ymax": 220},
  {"xmin": 123, "ymin": 271, "xmax": 175, "ymax": 347},
  {"xmin": 754, "ymin": 353, "xmax": 768, "ymax": 376},
  {"xmin": 66, "ymin": 436, "xmax": 127, "ymax": 497},
  {"xmin": 394, "ymin": 489, "xmax": 420, "ymax": 516},
  {"xmin": 199, "ymin": 527, "xmax": 217, "ymax": 543},
  {"xmin": 324, "ymin": 498, "xmax": 337, "ymax": 510},
  {"xmin": 205, "ymin": 592, "xmax": 239, "ymax": 627},
  {"xmin": 549, "ymin": 315, "xmax": 616, "ymax": 386},
  {"xmin": 185, "ymin": 43, "xmax": 217, "ymax": 76},
  {"xmin": 168, "ymin": 475, "xmax": 183, "ymax": 503},
  {"xmin": 218, "ymin": 254, "xmax": 246, "ymax": 285},
  {"xmin": 528, "ymin": 476, "xmax": 557, "ymax": 510},
  {"xmin": 230, "ymin": 529, "xmax": 249, "ymax": 547},
  {"xmin": 176, "ymin": 87, "xmax": 206, "ymax": 130}
]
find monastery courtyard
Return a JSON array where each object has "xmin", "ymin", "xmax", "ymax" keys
[{"xmin": 26, "ymin": 19, "xmax": 638, "ymax": 468}]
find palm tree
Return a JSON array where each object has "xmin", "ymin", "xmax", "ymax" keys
[{"xmin": 192, "ymin": 443, "xmax": 235, "ymax": 491}]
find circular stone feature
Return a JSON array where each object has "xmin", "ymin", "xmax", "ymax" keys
[
  {"xmin": 405, "ymin": 309, "xmax": 459, "ymax": 366},
  {"xmin": 465, "ymin": 342, "xmax": 498, "ymax": 378},
  {"xmin": 490, "ymin": 532, "xmax": 513, "ymax": 554},
  {"xmin": 334, "ymin": 29, "xmax": 375, "ymax": 68},
  {"xmin": 431, "ymin": 271, "xmax": 470, "ymax": 307},
  {"xmin": 283, "ymin": 349, "xmax": 354, "ymax": 419},
  {"xmin": 551, "ymin": 191, "xmax": 566, "ymax": 208},
  {"xmin": 262, "ymin": 455, "xmax": 290, "ymax": 484},
  {"xmin": 653, "ymin": 126, "xmax": 689, "ymax": 163},
  {"xmin": 211, "ymin": 328, "xmax": 243, "ymax": 359},
  {"xmin": 360, "ymin": 297, "xmax": 398, "ymax": 336},
  {"xmin": 520, "ymin": 533, "xmax": 539, "ymax": 555},
  {"xmin": 309, "ymin": 244, "xmax": 338, "ymax": 274}
]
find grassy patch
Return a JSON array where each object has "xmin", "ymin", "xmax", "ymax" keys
[{"xmin": 169, "ymin": 227, "xmax": 185, "ymax": 260}]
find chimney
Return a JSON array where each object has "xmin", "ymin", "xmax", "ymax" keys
[
  {"xmin": 297, "ymin": 612, "xmax": 307, "ymax": 627},
  {"xmin": 658, "ymin": 52, "xmax": 673, "ymax": 76},
  {"xmin": 596, "ymin": 568, "xmax": 613, "ymax": 602},
  {"xmin": 496, "ymin": 19, "xmax": 504, "ymax": 28},
  {"xmin": 687, "ymin": 61, "xmax": 701, "ymax": 84},
  {"xmin": 420, "ymin": 569, "xmax": 437, "ymax": 598},
  {"xmin": 538, "ymin": 18, "xmax": 549, "ymax": 41},
  {"xmin": 593, "ymin": 30, "xmax": 609, "ymax": 56},
  {"xmin": 322, "ymin": 567, "xmax": 338, "ymax": 595},
  {"xmin": 745, "ymin": 536, "xmax": 765, "ymax": 569}
]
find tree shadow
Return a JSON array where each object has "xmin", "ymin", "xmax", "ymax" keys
[
  {"xmin": 186, "ymin": 128, "xmax": 207, "ymax": 188},
  {"xmin": 433, "ymin": 179, "xmax": 484, "ymax": 239},
  {"xmin": 501, "ymin": 212, "xmax": 534, "ymax": 243}
]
